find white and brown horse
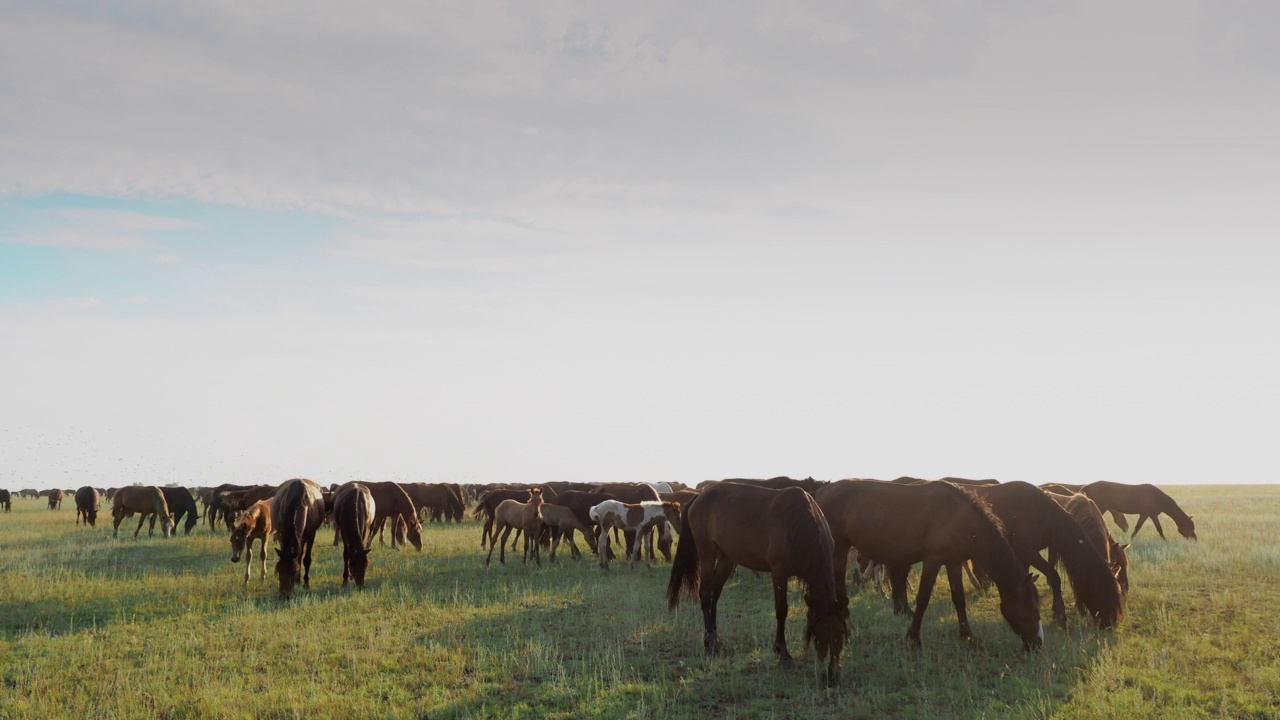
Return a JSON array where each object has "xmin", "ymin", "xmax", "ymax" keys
[{"xmin": 590, "ymin": 500, "xmax": 681, "ymax": 569}]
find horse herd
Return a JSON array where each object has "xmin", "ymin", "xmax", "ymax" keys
[{"xmin": 3, "ymin": 476, "xmax": 1195, "ymax": 684}]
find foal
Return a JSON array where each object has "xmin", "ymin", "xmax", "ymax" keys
[
  {"xmin": 590, "ymin": 500, "xmax": 681, "ymax": 569},
  {"xmin": 485, "ymin": 487, "xmax": 545, "ymax": 566},
  {"xmin": 230, "ymin": 500, "xmax": 273, "ymax": 584}
]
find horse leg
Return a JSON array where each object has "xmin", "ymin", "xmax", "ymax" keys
[
  {"xmin": 700, "ymin": 550, "xmax": 734, "ymax": 655},
  {"xmin": 1151, "ymin": 515, "xmax": 1167, "ymax": 541},
  {"xmin": 888, "ymin": 564, "xmax": 912, "ymax": 615},
  {"xmin": 657, "ymin": 522, "xmax": 673, "ymax": 562},
  {"xmin": 1028, "ymin": 553, "xmax": 1067, "ymax": 627},
  {"xmin": 302, "ymin": 538, "xmax": 314, "ymax": 589},
  {"xmin": 1131, "ymin": 514, "xmax": 1149, "ymax": 538},
  {"xmin": 112, "ymin": 511, "xmax": 123, "ymax": 538},
  {"xmin": 944, "ymin": 562, "xmax": 974, "ymax": 643},
  {"xmin": 243, "ymin": 540, "xmax": 252, "ymax": 584},
  {"xmin": 258, "ymin": 536, "xmax": 267, "ymax": 581},
  {"xmin": 771, "ymin": 573, "xmax": 796, "ymax": 668},
  {"xmin": 342, "ymin": 542, "xmax": 351, "ymax": 586},
  {"xmin": 830, "ymin": 541, "xmax": 851, "ymax": 607},
  {"xmin": 498, "ymin": 525, "xmax": 512, "ymax": 565},
  {"xmin": 484, "ymin": 521, "xmax": 502, "ymax": 567},
  {"xmin": 531, "ymin": 524, "xmax": 541, "ymax": 567},
  {"xmin": 1109, "ymin": 511, "xmax": 1129, "ymax": 532},
  {"xmin": 134, "ymin": 513, "xmax": 146, "ymax": 538},
  {"xmin": 906, "ymin": 560, "xmax": 942, "ymax": 648},
  {"xmin": 599, "ymin": 526, "xmax": 611, "ymax": 569}
]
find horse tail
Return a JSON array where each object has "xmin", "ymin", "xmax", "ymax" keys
[
  {"xmin": 665, "ymin": 503, "xmax": 698, "ymax": 610},
  {"xmin": 1041, "ymin": 491, "xmax": 1124, "ymax": 628},
  {"xmin": 470, "ymin": 492, "xmax": 489, "ymax": 520}
]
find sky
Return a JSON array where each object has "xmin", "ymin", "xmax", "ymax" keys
[{"xmin": 1, "ymin": 1, "xmax": 1278, "ymax": 489}]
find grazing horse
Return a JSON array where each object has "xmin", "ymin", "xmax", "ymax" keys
[
  {"xmin": 813, "ymin": 479, "xmax": 1043, "ymax": 651},
  {"xmin": 363, "ymin": 481, "xmax": 423, "ymax": 551},
  {"xmin": 153, "ymin": 486, "xmax": 200, "ymax": 536},
  {"xmin": 74, "ymin": 486, "xmax": 100, "ymax": 527},
  {"xmin": 589, "ymin": 500, "xmax": 682, "ymax": 569},
  {"xmin": 1045, "ymin": 490, "xmax": 1131, "ymax": 596},
  {"xmin": 485, "ymin": 488, "xmax": 545, "ymax": 567},
  {"xmin": 0, "ymin": 489, "xmax": 10, "ymax": 512},
  {"xmin": 47, "ymin": 488, "xmax": 65, "ymax": 510},
  {"xmin": 271, "ymin": 478, "xmax": 326, "ymax": 599},
  {"xmin": 230, "ymin": 499, "xmax": 274, "ymax": 584},
  {"xmin": 1082, "ymin": 481, "xmax": 1196, "ymax": 541},
  {"xmin": 971, "ymin": 482, "xmax": 1124, "ymax": 629},
  {"xmin": 111, "ymin": 486, "xmax": 175, "ymax": 539},
  {"xmin": 402, "ymin": 482, "xmax": 464, "ymax": 524},
  {"xmin": 332, "ymin": 483, "xmax": 376, "ymax": 588},
  {"xmin": 666, "ymin": 483, "xmax": 849, "ymax": 684}
]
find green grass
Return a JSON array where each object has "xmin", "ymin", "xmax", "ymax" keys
[{"xmin": 1, "ymin": 485, "xmax": 1277, "ymax": 719}]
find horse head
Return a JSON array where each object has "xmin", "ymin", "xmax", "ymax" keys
[
  {"xmin": 1178, "ymin": 516, "xmax": 1197, "ymax": 541},
  {"xmin": 804, "ymin": 593, "xmax": 850, "ymax": 685},
  {"xmin": 275, "ymin": 547, "xmax": 300, "ymax": 599},
  {"xmin": 161, "ymin": 514, "xmax": 175, "ymax": 538},
  {"xmin": 999, "ymin": 573, "xmax": 1043, "ymax": 652},
  {"xmin": 230, "ymin": 526, "xmax": 247, "ymax": 562},
  {"xmin": 1112, "ymin": 542, "xmax": 1131, "ymax": 594}
]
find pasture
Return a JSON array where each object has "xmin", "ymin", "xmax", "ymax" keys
[{"xmin": 0, "ymin": 484, "xmax": 1277, "ymax": 719}]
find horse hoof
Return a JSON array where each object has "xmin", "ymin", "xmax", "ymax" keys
[{"xmin": 778, "ymin": 655, "xmax": 796, "ymax": 670}]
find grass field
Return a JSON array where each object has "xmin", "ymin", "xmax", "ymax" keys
[{"xmin": 1, "ymin": 485, "xmax": 1277, "ymax": 719}]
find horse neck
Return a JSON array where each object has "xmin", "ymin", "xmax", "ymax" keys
[
  {"xmin": 969, "ymin": 511, "xmax": 1026, "ymax": 595},
  {"xmin": 1154, "ymin": 489, "xmax": 1192, "ymax": 525}
]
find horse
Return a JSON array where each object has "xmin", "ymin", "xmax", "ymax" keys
[
  {"xmin": 970, "ymin": 482, "xmax": 1124, "ymax": 629},
  {"xmin": 111, "ymin": 486, "xmax": 175, "ymax": 539},
  {"xmin": 589, "ymin": 500, "xmax": 682, "ymax": 569},
  {"xmin": 1082, "ymin": 481, "xmax": 1196, "ymax": 541},
  {"xmin": 1044, "ymin": 490, "xmax": 1131, "ymax": 596},
  {"xmin": 363, "ymin": 481, "xmax": 423, "ymax": 551},
  {"xmin": 401, "ymin": 482, "xmax": 464, "ymax": 524},
  {"xmin": 485, "ymin": 487, "xmax": 544, "ymax": 567},
  {"xmin": 592, "ymin": 483, "xmax": 668, "ymax": 560},
  {"xmin": 271, "ymin": 478, "xmax": 326, "ymax": 599},
  {"xmin": 0, "ymin": 489, "xmax": 10, "ymax": 512},
  {"xmin": 153, "ymin": 486, "xmax": 200, "ymax": 536},
  {"xmin": 74, "ymin": 486, "xmax": 100, "ymax": 527},
  {"xmin": 474, "ymin": 488, "xmax": 533, "ymax": 549},
  {"xmin": 208, "ymin": 483, "xmax": 275, "ymax": 532},
  {"xmin": 539, "ymin": 502, "xmax": 599, "ymax": 560},
  {"xmin": 46, "ymin": 488, "xmax": 64, "ymax": 510},
  {"xmin": 667, "ymin": 482, "xmax": 849, "ymax": 683},
  {"xmin": 332, "ymin": 483, "xmax": 376, "ymax": 588},
  {"xmin": 230, "ymin": 499, "xmax": 274, "ymax": 584},
  {"xmin": 813, "ymin": 479, "xmax": 1043, "ymax": 651},
  {"xmin": 720, "ymin": 476, "xmax": 828, "ymax": 492}
]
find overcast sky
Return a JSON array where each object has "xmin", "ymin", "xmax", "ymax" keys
[{"xmin": 2, "ymin": 1, "xmax": 1277, "ymax": 489}]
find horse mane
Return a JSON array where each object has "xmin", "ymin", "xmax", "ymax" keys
[
  {"xmin": 942, "ymin": 483, "xmax": 1027, "ymax": 592},
  {"xmin": 1020, "ymin": 484, "xmax": 1124, "ymax": 628},
  {"xmin": 762, "ymin": 488, "xmax": 844, "ymax": 645}
]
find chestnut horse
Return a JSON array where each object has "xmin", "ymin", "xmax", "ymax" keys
[
  {"xmin": 363, "ymin": 481, "xmax": 423, "ymax": 551},
  {"xmin": 154, "ymin": 486, "xmax": 200, "ymax": 536},
  {"xmin": 111, "ymin": 486, "xmax": 174, "ymax": 539},
  {"xmin": 667, "ymin": 483, "xmax": 848, "ymax": 684},
  {"xmin": 230, "ymin": 499, "xmax": 274, "ymax": 584},
  {"xmin": 74, "ymin": 486, "xmax": 100, "ymax": 527},
  {"xmin": 1082, "ymin": 481, "xmax": 1196, "ymax": 541},
  {"xmin": 1045, "ymin": 490, "xmax": 1130, "ymax": 596},
  {"xmin": 971, "ymin": 482, "xmax": 1124, "ymax": 629},
  {"xmin": 332, "ymin": 483, "xmax": 376, "ymax": 588},
  {"xmin": 271, "ymin": 478, "xmax": 326, "ymax": 599},
  {"xmin": 814, "ymin": 479, "xmax": 1043, "ymax": 651},
  {"xmin": 47, "ymin": 488, "xmax": 65, "ymax": 510}
]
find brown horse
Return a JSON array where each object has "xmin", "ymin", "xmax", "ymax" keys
[
  {"xmin": 74, "ymin": 486, "xmax": 100, "ymax": 527},
  {"xmin": 0, "ymin": 489, "xmax": 10, "ymax": 512},
  {"xmin": 1082, "ymin": 481, "xmax": 1196, "ymax": 541},
  {"xmin": 971, "ymin": 482, "xmax": 1124, "ymax": 629},
  {"xmin": 271, "ymin": 478, "xmax": 326, "ymax": 599},
  {"xmin": 47, "ymin": 488, "xmax": 65, "ymax": 510},
  {"xmin": 332, "ymin": 483, "xmax": 376, "ymax": 588},
  {"xmin": 539, "ymin": 502, "xmax": 599, "ymax": 560},
  {"xmin": 111, "ymin": 486, "xmax": 174, "ymax": 539},
  {"xmin": 1045, "ymin": 490, "xmax": 1131, "ymax": 596},
  {"xmin": 667, "ymin": 483, "xmax": 848, "ymax": 683},
  {"xmin": 814, "ymin": 479, "xmax": 1043, "ymax": 650},
  {"xmin": 363, "ymin": 481, "xmax": 423, "ymax": 551},
  {"xmin": 230, "ymin": 499, "xmax": 274, "ymax": 583},
  {"xmin": 485, "ymin": 487, "xmax": 545, "ymax": 567},
  {"xmin": 474, "ymin": 488, "xmax": 533, "ymax": 549},
  {"xmin": 402, "ymin": 482, "xmax": 464, "ymax": 524}
]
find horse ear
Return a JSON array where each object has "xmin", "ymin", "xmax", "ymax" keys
[{"xmin": 1119, "ymin": 543, "xmax": 1130, "ymax": 550}]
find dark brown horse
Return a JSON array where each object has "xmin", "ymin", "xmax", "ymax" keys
[
  {"xmin": 814, "ymin": 479, "xmax": 1043, "ymax": 650},
  {"xmin": 1082, "ymin": 481, "xmax": 1196, "ymax": 541},
  {"xmin": 230, "ymin": 499, "xmax": 273, "ymax": 584},
  {"xmin": 667, "ymin": 483, "xmax": 849, "ymax": 683},
  {"xmin": 970, "ymin": 482, "xmax": 1124, "ymax": 629},
  {"xmin": 1045, "ymin": 490, "xmax": 1130, "ymax": 596},
  {"xmin": 271, "ymin": 478, "xmax": 326, "ymax": 599},
  {"xmin": 402, "ymin": 482, "xmax": 464, "ymax": 524},
  {"xmin": 46, "ymin": 488, "xmax": 65, "ymax": 510},
  {"xmin": 364, "ymin": 481, "xmax": 423, "ymax": 551},
  {"xmin": 0, "ymin": 489, "xmax": 10, "ymax": 512},
  {"xmin": 332, "ymin": 483, "xmax": 376, "ymax": 588},
  {"xmin": 154, "ymin": 486, "xmax": 200, "ymax": 535},
  {"xmin": 74, "ymin": 486, "xmax": 100, "ymax": 527},
  {"xmin": 111, "ymin": 486, "xmax": 174, "ymax": 539}
]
